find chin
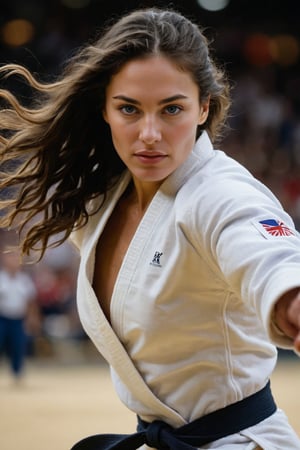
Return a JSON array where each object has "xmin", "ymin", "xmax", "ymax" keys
[{"xmin": 134, "ymin": 169, "xmax": 173, "ymax": 183}]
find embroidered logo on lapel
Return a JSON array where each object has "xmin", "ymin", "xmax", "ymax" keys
[{"xmin": 150, "ymin": 251, "xmax": 163, "ymax": 267}]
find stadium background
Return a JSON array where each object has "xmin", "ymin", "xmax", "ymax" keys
[{"xmin": 0, "ymin": 1, "xmax": 300, "ymax": 449}]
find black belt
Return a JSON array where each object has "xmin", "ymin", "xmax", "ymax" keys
[{"xmin": 71, "ymin": 381, "xmax": 276, "ymax": 450}]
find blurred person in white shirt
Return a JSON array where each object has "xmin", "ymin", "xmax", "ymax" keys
[{"xmin": 0, "ymin": 250, "xmax": 40, "ymax": 381}]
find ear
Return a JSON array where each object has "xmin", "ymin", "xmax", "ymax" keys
[
  {"xmin": 198, "ymin": 98, "xmax": 210, "ymax": 125},
  {"xmin": 102, "ymin": 108, "xmax": 108, "ymax": 123}
]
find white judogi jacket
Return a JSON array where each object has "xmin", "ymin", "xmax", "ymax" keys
[{"xmin": 71, "ymin": 132, "xmax": 300, "ymax": 448}]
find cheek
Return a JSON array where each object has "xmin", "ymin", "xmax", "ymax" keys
[
  {"xmin": 111, "ymin": 125, "xmax": 134, "ymax": 147},
  {"xmin": 106, "ymin": 118, "xmax": 124, "ymax": 139},
  {"xmin": 109, "ymin": 123, "xmax": 135, "ymax": 158},
  {"xmin": 170, "ymin": 120, "xmax": 198, "ymax": 142}
]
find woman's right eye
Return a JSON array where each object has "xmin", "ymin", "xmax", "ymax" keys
[{"xmin": 119, "ymin": 105, "xmax": 137, "ymax": 115}]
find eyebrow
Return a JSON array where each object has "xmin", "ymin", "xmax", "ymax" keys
[{"xmin": 112, "ymin": 94, "xmax": 189, "ymax": 105}]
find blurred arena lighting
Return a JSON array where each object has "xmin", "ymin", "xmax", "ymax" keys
[
  {"xmin": 1, "ymin": 19, "xmax": 35, "ymax": 47},
  {"xmin": 244, "ymin": 33, "xmax": 274, "ymax": 67},
  {"xmin": 61, "ymin": 0, "xmax": 91, "ymax": 8},
  {"xmin": 197, "ymin": 0, "xmax": 230, "ymax": 11},
  {"xmin": 270, "ymin": 34, "xmax": 300, "ymax": 67},
  {"xmin": 244, "ymin": 32, "xmax": 299, "ymax": 67}
]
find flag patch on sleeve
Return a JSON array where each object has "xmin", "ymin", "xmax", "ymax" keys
[{"xmin": 252, "ymin": 218, "xmax": 295, "ymax": 239}]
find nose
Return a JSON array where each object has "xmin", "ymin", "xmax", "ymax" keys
[{"xmin": 139, "ymin": 115, "xmax": 161, "ymax": 144}]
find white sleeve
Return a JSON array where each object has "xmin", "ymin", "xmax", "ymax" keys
[{"xmin": 192, "ymin": 177, "xmax": 300, "ymax": 349}]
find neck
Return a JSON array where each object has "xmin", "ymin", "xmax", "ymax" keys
[{"xmin": 128, "ymin": 178, "xmax": 162, "ymax": 212}]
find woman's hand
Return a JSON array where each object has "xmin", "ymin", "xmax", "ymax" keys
[{"xmin": 274, "ymin": 288, "xmax": 300, "ymax": 352}]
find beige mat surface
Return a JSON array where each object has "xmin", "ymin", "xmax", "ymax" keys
[{"xmin": 1, "ymin": 359, "xmax": 299, "ymax": 450}]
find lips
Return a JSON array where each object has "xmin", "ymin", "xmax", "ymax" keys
[
  {"xmin": 134, "ymin": 150, "xmax": 167, "ymax": 164},
  {"xmin": 135, "ymin": 149, "xmax": 166, "ymax": 156},
  {"xmin": 134, "ymin": 150, "xmax": 167, "ymax": 163}
]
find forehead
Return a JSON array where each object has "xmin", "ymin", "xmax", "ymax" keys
[{"xmin": 106, "ymin": 55, "xmax": 199, "ymax": 98}]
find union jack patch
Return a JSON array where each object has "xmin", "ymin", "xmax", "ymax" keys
[{"xmin": 252, "ymin": 218, "xmax": 295, "ymax": 239}]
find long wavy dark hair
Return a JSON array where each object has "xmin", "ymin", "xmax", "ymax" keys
[{"xmin": 0, "ymin": 7, "xmax": 230, "ymax": 258}]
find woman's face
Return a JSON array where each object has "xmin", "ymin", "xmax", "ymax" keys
[{"xmin": 103, "ymin": 55, "xmax": 209, "ymax": 187}]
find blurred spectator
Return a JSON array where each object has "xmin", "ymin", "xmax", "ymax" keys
[
  {"xmin": 34, "ymin": 262, "xmax": 80, "ymax": 338},
  {"xmin": 0, "ymin": 249, "xmax": 40, "ymax": 381}
]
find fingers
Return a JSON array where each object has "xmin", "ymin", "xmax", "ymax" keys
[
  {"xmin": 286, "ymin": 293, "xmax": 300, "ymax": 351},
  {"xmin": 287, "ymin": 292, "xmax": 300, "ymax": 329},
  {"xmin": 294, "ymin": 332, "xmax": 300, "ymax": 353},
  {"xmin": 274, "ymin": 288, "xmax": 299, "ymax": 339}
]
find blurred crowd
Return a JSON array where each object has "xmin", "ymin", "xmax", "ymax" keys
[
  {"xmin": 1, "ymin": 1, "xmax": 300, "ymax": 375},
  {"xmin": 223, "ymin": 66, "xmax": 300, "ymax": 230},
  {"xmin": 0, "ymin": 231, "xmax": 92, "ymax": 379}
]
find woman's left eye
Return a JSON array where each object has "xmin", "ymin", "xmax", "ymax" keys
[{"xmin": 164, "ymin": 105, "xmax": 182, "ymax": 115}]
